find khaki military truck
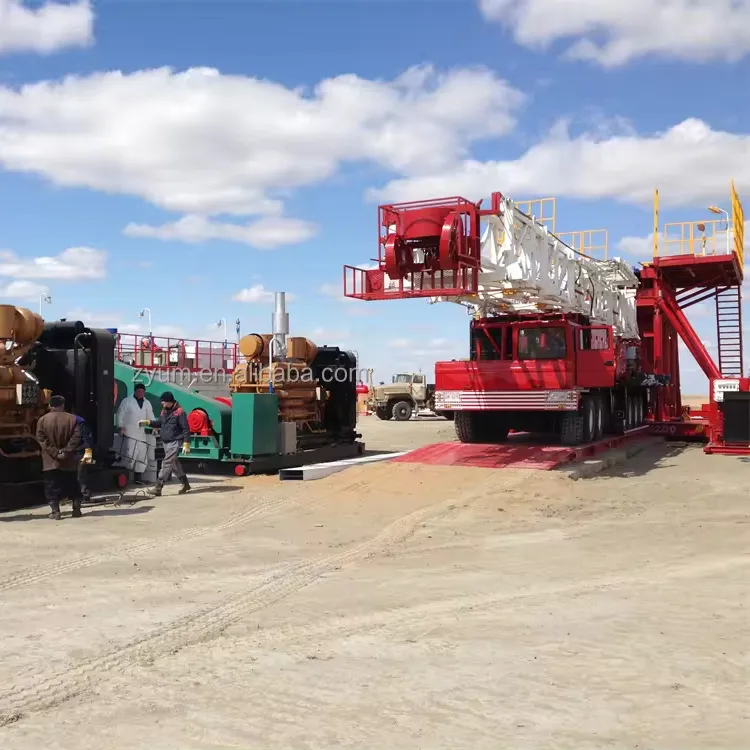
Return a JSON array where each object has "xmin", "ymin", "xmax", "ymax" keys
[{"xmin": 372, "ymin": 372, "xmax": 453, "ymax": 421}]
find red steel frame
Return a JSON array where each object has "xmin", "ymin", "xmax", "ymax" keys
[
  {"xmin": 344, "ymin": 193, "xmax": 510, "ymax": 301},
  {"xmin": 643, "ymin": 183, "xmax": 747, "ymax": 454},
  {"xmin": 115, "ymin": 333, "xmax": 238, "ymax": 372}
]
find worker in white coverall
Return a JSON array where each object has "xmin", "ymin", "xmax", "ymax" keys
[{"xmin": 116, "ymin": 382, "xmax": 156, "ymax": 485}]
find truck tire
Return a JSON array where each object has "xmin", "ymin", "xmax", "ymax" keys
[
  {"xmin": 455, "ymin": 412, "xmax": 484, "ymax": 443},
  {"xmin": 626, "ymin": 393, "xmax": 636, "ymax": 430},
  {"xmin": 455, "ymin": 412, "xmax": 507, "ymax": 443},
  {"xmin": 581, "ymin": 397, "xmax": 603, "ymax": 443},
  {"xmin": 560, "ymin": 411, "xmax": 584, "ymax": 446},
  {"xmin": 593, "ymin": 397, "xmax": 604, "ymax": 441},
  {"xmin": 392, "ymin": 401, "xmax": 413, "ymax": 421},
  {"xmin": 582, "ymin": 397, "xmax": 596, "ymax": 443},
  {"xmin": 375, "ymin": 406, "xmax": 390, "ymax": 420},
  {"xmin": 634, "ymin": 393, "xmax": 644, "ymax": 426}
]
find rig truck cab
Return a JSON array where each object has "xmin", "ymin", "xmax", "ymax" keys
[{"xmin": 435, "ymin": 314, "xmax": 649, "ymax": 445}]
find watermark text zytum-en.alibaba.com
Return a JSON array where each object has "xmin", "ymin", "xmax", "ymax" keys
[{"xmin": 131, "ymin": 366, "xmax": 368, "ymax": 386}]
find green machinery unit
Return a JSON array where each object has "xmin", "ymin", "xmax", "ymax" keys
[{"xmin": 114, "ymin": 361, "xmax": 363, "ymax": 476}]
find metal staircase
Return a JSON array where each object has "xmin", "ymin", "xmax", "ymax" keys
[{"xmin": 716, "ymin": 286, "xmax": 744, "ymax": 377}]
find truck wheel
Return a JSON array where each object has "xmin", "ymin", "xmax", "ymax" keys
[
  {"xmin": 392, "ymin": 401, "xmax": 413, "ymax": 421},
  {"xmin": 375, "ymin": 406, "xmax": 390, "ymax": 420},
  {"xmin": 581, "ymin": 398, "xmax": 597, "ymax": 443},
  {"xmin": 455, "ymin": 412, "xmax": 483, "ymax": 443},
  {"xmin": 560, "ymin": 411, "xmax": 584, "ymax": 446},
  {"xmin": 593, "ymin": 397, "xmax": 604, "ymax": 441},
  {"xmin": 634, "ymin": 394, "xmax": 644, "ymax": 426},
  {"xmin": 625, "ymin": 394, "xmax": 635, "ymax": 430}
]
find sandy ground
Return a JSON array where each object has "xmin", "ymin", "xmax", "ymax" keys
[{"xmin": 1, "ymin": 415, "xmax": 748, "ymax": 749}]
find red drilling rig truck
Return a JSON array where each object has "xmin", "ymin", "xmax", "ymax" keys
[{"xmin": 344, "ymin": 184, "xmax": 748, "ymax": 454}]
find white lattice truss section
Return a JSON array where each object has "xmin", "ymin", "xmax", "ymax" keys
[{"xmin": 383, "ymin": 196, "xmax": 640, "ymax": 340}]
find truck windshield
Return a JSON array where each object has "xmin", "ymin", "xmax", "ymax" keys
[
  {"xmin": 517, "ymin": 327, "xmax": 567, "ymax": 359},
  {"xmin": 392, "ymin": 374, "xmax": 411, "ymax": 383}
]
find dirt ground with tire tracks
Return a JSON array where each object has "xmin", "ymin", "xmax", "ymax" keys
[{"xmin": 0, "ymin": 413, "xmax": 748, "ymax": 749}]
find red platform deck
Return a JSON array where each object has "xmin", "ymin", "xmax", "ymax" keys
[{"xmin": 391, "ymin": 427, "xmax": 652, "ymax": 470}]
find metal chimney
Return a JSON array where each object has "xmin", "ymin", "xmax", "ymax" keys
[{"xmin": 272, "ymin": 292, "xmax": 289, "ymax": 342}]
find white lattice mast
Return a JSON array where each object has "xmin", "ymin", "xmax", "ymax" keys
[{"xmin": 380, "ymin": 196, "xmax": 640, "ymax": 340}]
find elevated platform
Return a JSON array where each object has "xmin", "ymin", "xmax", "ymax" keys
[
  {"xmin": 649, "ymin": 252, "xmax": 743, "ymax": 290},
  {"xmin": 391, "ymin": 427, "xmax": 651, "ymax": 471}
]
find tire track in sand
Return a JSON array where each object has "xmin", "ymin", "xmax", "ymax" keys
[
  {"xmin": 0, "ymin": 494, "xmax": 466, "ymax": 725},
  {"xmin": 0, "ymin": 488, "xmax": 309, "ymax": 594},
  {"xmin": 233, "ymin": 552, "xmax": 750, "ymax": 654}
]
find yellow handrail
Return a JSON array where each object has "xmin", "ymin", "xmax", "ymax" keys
[
  {"xmin": 731, "ymin": 180, "xmax": 744, "ymax": 268},
  {"xmin": 653, "ymin": 181, "xmax": 743, "ymax": 268}
]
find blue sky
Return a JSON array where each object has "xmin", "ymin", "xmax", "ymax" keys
[{"xmin": 1, "ymin": 0, "xmax": 748, "ymax": 394}]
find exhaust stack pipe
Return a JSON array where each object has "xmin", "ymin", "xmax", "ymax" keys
[
  {"xmin": 272, "ymin": 292, "xmax": 289, "ymax": 344},
  {"xmin": 269, "ymin": 292, "xmax": 290, "ymax": 377}
]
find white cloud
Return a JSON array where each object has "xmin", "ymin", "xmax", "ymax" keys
[
  {"xmin": 617, "ymin": 232, "xmax": 656, "ymax": 258},
  {"xmin": 118, "ymin": 322, "xmax": 185, "ymax": 338},
  {"xmin": 0, "ymin": 64, "xmax": 524, "ymax": 227},
  {"xmin": 232, "ymin": 284, "xmax": 297, "ymax": 304},
  {"xmin": 370, "ymin": 118, "xmax": 750, "ymax": 208},
  {"xmin": 389, "ymin": 338, "xmax": 411, "ymax": 349},
  {"xmin": 478, "ymin": 0, "xmax": 750, "ymax": 67},
  {"xmin": 0, "ymin": 246, "xmax": 106, "ymax": 280},
  {"xmin": 306, "ymin": 327, "xmax": 350, "ymax": 343},
  {"xmin": 123, "ymin": 214, "xmax": 317, "ymax": 250},
  {"xmin": 0, "ymin": 0, "xmax": 93, "ymax": 55},
  {"xmin": 0, "ymin": 279, "xmax": 48, "ymax": 301},
  {"xmin": 64, "ymin": 308, "xmax": 120, "ymax": 328}
]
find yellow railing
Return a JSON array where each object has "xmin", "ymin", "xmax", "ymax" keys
[
  {"xmin": 557, "ymin": 229, "xmax": 609, "ymax": 260},
  {"xmin": 731, "ymin": 180, "xmax": 744, "ymax": 268},
  {"xmin": 515, "ymin": 197, "xmax": 556, "ymax": 233},
  {"xmin": 653, "ymin": 181, "xmax": 743, "ymax": 268},
  {"xmin": 508, "ymin": 196, "xmax": 608, "ymax": 260},
  {"xmin": 662, "ymin": 218, "xmax": 730, "ymax": 257}
]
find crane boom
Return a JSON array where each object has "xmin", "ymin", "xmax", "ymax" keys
[{"xmin": 345, "ymin": 194, "xmax": 639, "ymax": 340}]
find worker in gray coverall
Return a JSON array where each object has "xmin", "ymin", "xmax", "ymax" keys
[{"xmin": 139, "ymin": 391, "xmax": 192, "ymax": 496}]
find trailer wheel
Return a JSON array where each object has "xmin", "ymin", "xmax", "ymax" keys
[
  {"xmin": 375, "ymin": 406, "xmax": 390, "ymax": 421},
  {"xmin": 392, "ymin": 401, "xmax": 413, "ymax": 421},
  {"xmin": 560, "ymin": 411, "xmax": 584, "ymax": 446}
]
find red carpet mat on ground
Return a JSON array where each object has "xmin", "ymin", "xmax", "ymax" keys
[{"xmin": 391, "ymin": 428, "xmax": 650, "ymax": 470}]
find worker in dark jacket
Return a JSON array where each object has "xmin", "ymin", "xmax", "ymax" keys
[
  {"xmin": 36, "ymin": 395, "xmax": 83, "ymax": 519},
  {"xmin": 74, "ymin": 413, "xmax": 94, "ymax": 504},
  {"xmin": 139, "ymin": 391, "xmax": 191, "ymax": 496}
]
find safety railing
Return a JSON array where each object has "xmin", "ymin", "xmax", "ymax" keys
[
  {"xmin": 731, "ymin": 180, "xmax": 744, "ymax": 268},
  {"xmin": 661, "ymin": 218, "xmax": 732, "ymax": 257},
  {"xmin": 653, "ymin": 182, "xmax": 744, "ymax": 268},
  {"xmin": 115, "ymin": 333, "xmax": 239, "ymax": 371},
  {"xmin": 556, "ymin": 228, "xmax": 609, "ymax": 260},
  {"xmin": 515, "ymin": 197, "xmax": 556, "ymax": 233}
]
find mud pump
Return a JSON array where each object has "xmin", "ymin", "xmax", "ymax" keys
[{"xmin": 344, "ymin": 184, "xmax": 748, "ymax": 454}]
